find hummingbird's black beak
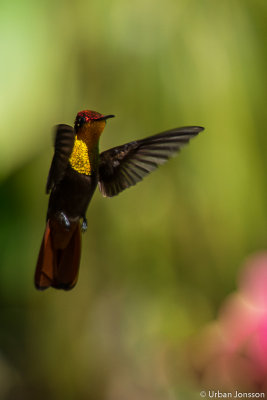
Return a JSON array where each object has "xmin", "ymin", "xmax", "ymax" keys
[{"xmin": 98, "ymin": 114, "xmax": 115, "ymax": 121}]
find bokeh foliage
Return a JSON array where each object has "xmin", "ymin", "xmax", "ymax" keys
[{"xmin": 0, "ymin": 0, "xmax": 266, "ymax": 398}]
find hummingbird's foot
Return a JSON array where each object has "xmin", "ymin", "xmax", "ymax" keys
[
  {"xmin": 58, "ymin": 212, "xmax": 71, "ymax": 230},
  {"xmin": 81, "ymin": 217, "xmax": 87, "ymax": 233}
]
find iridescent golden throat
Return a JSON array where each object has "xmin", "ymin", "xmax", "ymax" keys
[{"xmin": 69, "ymin": 120, "xmax": 106, "ymax": 175}]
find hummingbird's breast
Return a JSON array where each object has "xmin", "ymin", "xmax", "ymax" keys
[{"xmin": 69, "ymin": 136, "xmax": 92, "ymax": 175}]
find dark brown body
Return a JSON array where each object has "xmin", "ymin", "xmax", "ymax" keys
[{"xmin": 47, "ymin": 167, "xmax": 98, "ymax": 221}]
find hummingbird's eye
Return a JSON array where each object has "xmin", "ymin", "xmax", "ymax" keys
[
  {"xmin": 80, "ymin": 116, "xmax": 86, "ymax": 125},
  {"xmin": 75, "ymin": 116, "xmax": 87, "ymax": 130}
]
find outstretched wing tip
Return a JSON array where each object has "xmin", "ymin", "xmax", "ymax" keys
[
  {"xmin": 194, "ymin": 126, "xmax": 205, "ymax": 133},
  {"xmin": 176, "ymin": 125, "xmax": 204, "ymax": 134}
]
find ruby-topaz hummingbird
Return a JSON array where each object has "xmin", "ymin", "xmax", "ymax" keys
[{"xmin": 35, "ymin": 110, "xmax": 204, "ymax": 290}]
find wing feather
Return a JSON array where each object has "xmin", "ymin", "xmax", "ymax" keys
[
  {"xmin": 46, "ymin": 124, "xmax": 75, "ymax": 193},
  {"xmin": 98, "ymin": 126, "xmax": 204, "ymax": 197}
]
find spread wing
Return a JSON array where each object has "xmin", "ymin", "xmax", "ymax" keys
[
  {"xmin": 98, "ymin": 126, "xmax": 204, "ymax": 197},
  {"xmin": 46, "ymin": 124, "xmax": 75, "ymax": 193}
]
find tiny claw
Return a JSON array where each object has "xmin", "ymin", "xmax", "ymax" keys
[
  {"xmin": 59, "ymin": 212, "xmax": 71, "ymax": 230},
  {"xmin": 81, "ymin": 217, "xmax": 87, "ymax": 233}
]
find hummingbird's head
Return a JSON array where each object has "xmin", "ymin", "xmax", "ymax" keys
[{"xmin": 74, "ymin": 110, "xmax": 115, "ymax": 135}]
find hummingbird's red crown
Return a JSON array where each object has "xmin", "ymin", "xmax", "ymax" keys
[
  {"xmin": 74, "ymin": 110, "xmax": 115, "ymax": 131},
  {"xmin": 76, "ymin": 110, "xmax": 104, "ymax": 123}
]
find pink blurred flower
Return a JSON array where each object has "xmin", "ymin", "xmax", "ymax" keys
[{"xmin": 190, "ymin": 252, "xmax": 267, "ymax": 392}]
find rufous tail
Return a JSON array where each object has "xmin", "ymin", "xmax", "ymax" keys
[{"xmin": 35, "ymin": 219, "xmax": 81, "ymax": 290}]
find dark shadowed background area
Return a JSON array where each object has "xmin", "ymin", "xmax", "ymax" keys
[{"xmin": 0, "ymin": 0, "xmax": 267, "ymax": 398}]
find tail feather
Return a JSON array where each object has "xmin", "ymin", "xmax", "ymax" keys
[
  {"xmin": 53, "ymin": 224, "xmax": 81, "ymax": 289},
  {"xmin": 35, "ymin": 220, "xmax": 81, "ymax": 290}
]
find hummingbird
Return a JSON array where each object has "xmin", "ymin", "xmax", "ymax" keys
[{"xmin": 35, "ymin": 110, "xmax": 204, "ymax": 290}]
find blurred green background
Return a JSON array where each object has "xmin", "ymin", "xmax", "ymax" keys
[{"xmin": 0, "ymin": 0, "xmax": 266, "ymax": 398}]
